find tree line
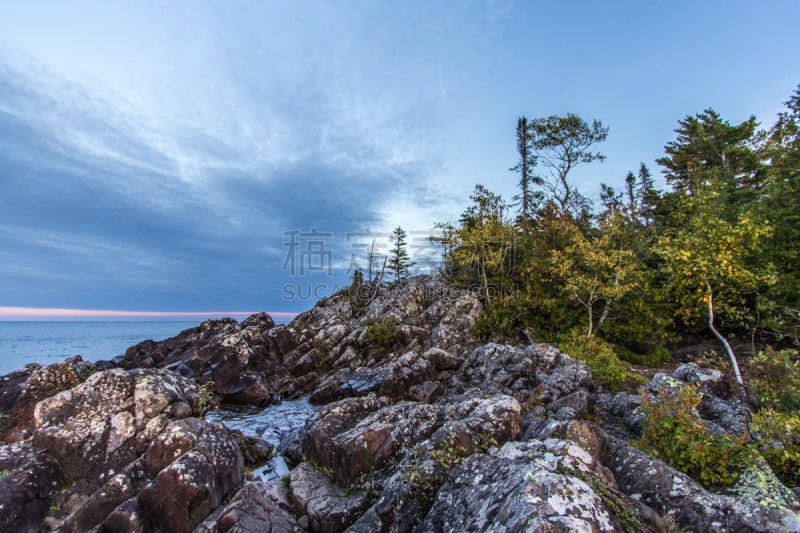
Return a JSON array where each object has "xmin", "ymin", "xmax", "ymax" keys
[{"xmin": 433, "ymin": 86, "xmax": 800, "ymax": 381}]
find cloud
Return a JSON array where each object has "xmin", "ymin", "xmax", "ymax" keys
[{"xmin": 0, "ymin": 33, "xmax": 447, "ymax": 313}]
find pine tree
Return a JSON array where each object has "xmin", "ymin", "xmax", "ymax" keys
[{"xmin": 387, "ymin": 226, "xmax": 415, "ymax": 282}]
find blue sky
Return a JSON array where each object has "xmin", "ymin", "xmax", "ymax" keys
[{"xmin": 1, "ymin": 0, "xmax": 798, "ymax": 318}]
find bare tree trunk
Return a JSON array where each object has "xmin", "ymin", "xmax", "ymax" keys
[
  {"xmin": 597, "ymin": 270, "xmax": 619, "ymax": 333},
  {"xmin": 480, "ymin": 245, "xmax": 491, "ymax": 306},
  {"xmin": 371, "ymin": 257, "xmax": 387, "ymax": 301},
  {"xmin": 707, "ymin": 281, "xmax": 744, "ymax": 385}
]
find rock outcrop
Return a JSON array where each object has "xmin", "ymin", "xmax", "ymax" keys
[
  {"xmin": 115, "ymin": 312, "xmax": 288, "ymax": 406},
  {"xmin": 0, "ymin": 363, "xmax": 244, "ymax": 532},
  {"xmin": 1, "ymin": 275, "xmax": 798, "ymax": 532}
]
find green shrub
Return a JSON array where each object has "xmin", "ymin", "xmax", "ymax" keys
[
  {"xmin": 366, "ymin": 317, "xmax": 399, "ymax": 350},
  {"xmin": 636, "ymin": 383, "xmax": 751, "ymax": 488},
  {"xmin": 746, "ymin": 348, "xmax": 800, "ymax": 487},
  {"xmin": 750, "ymin": 409, "xmax": 800, "ymax": 488},
  {"xmin": 749, "ymin": 348, "xmax": 800, "ymax": 413},
  {"xmin": 616, "ymin": 345, "xmax": 672, "ymax": 368},
  {"xmin": 558, "ymin": 332, "xmax": 646, "ymax": 393}
]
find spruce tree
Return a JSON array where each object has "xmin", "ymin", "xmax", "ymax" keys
[
  {"xmin": 510, "ymin": 116, "xmax": 541, "ymax": 227},
  {"xmin": 388, "ymin": 226, "xmax": 415, "ymax": 282}
]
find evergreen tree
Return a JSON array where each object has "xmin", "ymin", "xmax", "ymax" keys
[
  {"xmin": 636, "ymin": 163, "xmax": 658, "ymax": 226},
  {"xmin": 761, "ymin": 86, "xmax": 800, "ymax": 332},
  {"xmin": 510, "ymin": 116, "xmax": 542, "ymax": 227},
  {"xmin": 624, "ymin": 171, "xmax": 637, "ymax": 218},
  {"xmin": 387, "ymin": 226, "xmax": 415, "ymax": 282},
  {"xmin": 657, "ymin": 109, "xmax": 762, "ymax": 222},
  {"xmin": 600, "ymin": 183, "xmax": 623, "ymax": 211}
]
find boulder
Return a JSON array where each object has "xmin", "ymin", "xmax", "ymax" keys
[
  {"xmin": 603, "ymin": 435, "xmax": 800, "ymax": 532},
  {"xmin": 0, "ymin": 364, "xmax": 39, "ymax": 412},
  {"xmin": 310, "ymin": 351, "xmax": 435, "ymax": 404},
  {"xmin": 0, "ymin": 357, "xmax": 96, "ymax": 441},
  {"xmin": 289, "ymin": 462, "xmax": 371, "ymax": 532},
  {"xmin": 305, "ymin": 398, "xmax": 438, "ymax": 488},
  {"xmin": 95, "ymin": 496, "xmax": 147, "ymax": 533},
  {"xmin": 408, "ymin": 381, "xmax": 443, "ymax": 403},
  {"xmin": 116, "ymin": 314, "xmax": 285, "ymax": 406},
  {"xmin": 214, "ymin": 480, "xmax": 303, "ymax": 532},
  {"xmin": 33, "ymin": 368, "xmax": 205, "ymax": 485},
  {"xmin": 429, "ymin": 393, "xmax": 522, "ymax": 449},
  {"xmin": 61, "ymin": 459, "xmax": 149, "ymax": 533},
  {"xmin": 0, "ymin": 442, "xmax": 64, "ymax": 533},
  {"xmin": 350, "ymin": 394, "xmax": 524, "ymax": 532},
  {"xmin": 421, "ymin": 439, "xmax": 664, "ymax": 532}
]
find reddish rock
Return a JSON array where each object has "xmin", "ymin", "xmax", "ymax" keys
[
  {"xmin": 0, "ymin": 442, "xmax": 64, "ymax": 533},
  {"xmin": 214, "ymin": 480, "xmax": 302, "ymax": 532},
  {"xmin": 290, "ymin": 462, "xmax": 371, "ymax": 532},
  {"xmin": 304, "ymin": 396, "xmax": 438, "ymax": 487}
]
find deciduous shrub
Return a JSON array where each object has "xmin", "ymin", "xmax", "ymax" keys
[
  {"xmin": 558, "ymin": 331, "xmax": 645, "ymax": 393},
  {"xmin": 749, "ymin": 348, "xmax": 800, "ymax": 412},
  {"xmin": 636, "ymin": 383, "xmax": 750, "ymax": 488},
  {"xmin": 750, "ymin": 409, "xmax": 800, "ymax": 487},
  {"xmin": 748, "ymin": 348, "xmax": 800, "ymax": 487}
]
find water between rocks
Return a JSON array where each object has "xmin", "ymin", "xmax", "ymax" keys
[{"xmin": 206, "ymin": 397, "xmax": 317, "ymax": 482}]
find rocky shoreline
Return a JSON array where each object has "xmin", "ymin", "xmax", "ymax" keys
[{"xmin": 1, "ymin": 276, "xmax": 798, "ymax": 532}]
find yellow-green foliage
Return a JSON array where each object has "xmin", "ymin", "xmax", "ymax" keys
[
  {"xmin": 558, "ymin": 332, "xmax": 645, "ymax": 393},
  {"xmin": 748, "ymin": 348, "xmax": 800, "ymax": 487},
  {"xmin": 636, "ymin": 383, "xmax": 750, "ymax": 488},
  {"xmin": 750, "ymin": 349, "xmax": 800, "ymax": 412},
  {"xmin": 366, "ymin": 317, "xmax": 399, "ymax": 350},
  {"xmin": 750, "ymin": 409, "xmax": 800, "ymax": 487}
]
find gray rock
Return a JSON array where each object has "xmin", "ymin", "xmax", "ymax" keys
[
  {"xmin": 421, "ymin": 439, "xmax": 663, "ymax": 532},
  {"xmin": 548, "ymin": 389, "xmax": 593, "ymax": 420},
  {"xmin": 290, "ymin": 462, "xmax": 371, "ymax": 532},
  {"xmin": 603, "ymin": 435, "xmax": 800, "ymax": 532},
  {"xmin": 33, "ymin": 368, "xmax": 205, "ymax": 485},
  {"xmin": 423, "ymin": 348, "xmax": 462, "ymax": 371},
  {"xmin": 408, "ymin": 381, "xmax": 443, "ymax": 403}
]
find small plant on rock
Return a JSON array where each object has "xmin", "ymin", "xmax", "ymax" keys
[
  {"xmin": 636, "ymin": 383, "xmax": 751, "ymax": 488},
  {"xmin": 366, "ymin": 317, "xmax": 400, "ymax": 351},
  {"xmin": 195, "ymin": 380, "xmax": 215, "ymax": 416}
]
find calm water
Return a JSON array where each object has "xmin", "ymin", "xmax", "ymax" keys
[
  {"xmin": 206, "ymin": 398, "xmax": 318, "ymax": 481},
  {"xmin": 0, "ymin": 321, "xmax": 198, "ymax": 376}
]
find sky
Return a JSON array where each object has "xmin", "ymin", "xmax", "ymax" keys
[{"xmin": 0, "ymin": 0, "xmax": 798, "ymax": 319}]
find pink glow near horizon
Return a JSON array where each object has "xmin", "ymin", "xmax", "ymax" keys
[{"xmin": 0, "ymin": 307, "xmax": 298, "ymax": 319}]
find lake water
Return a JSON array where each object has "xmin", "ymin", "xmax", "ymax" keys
[{"xmin": 0, "ymin": 321, "xmax": 199, "ymax": 375}]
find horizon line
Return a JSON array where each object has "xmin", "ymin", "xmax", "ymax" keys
[{"xmin": 0, "ymin": 306, "xmax": 299, "ymax": 320}]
